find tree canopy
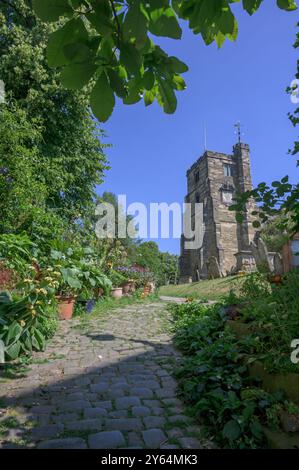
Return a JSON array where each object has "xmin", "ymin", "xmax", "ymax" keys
[
  {"xmin": 30, "ymin": 0, "xmax": 297, "ymax": 121},
  {"xmin": 0, "ymin": 0, "xmax": 108, "ymax": 238}
]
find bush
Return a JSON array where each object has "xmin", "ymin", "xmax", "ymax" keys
[
  {"xmin": 237, "ymin": 271, "xmax": 299, "ymax": 373},
  {"xmin": 38, "ymin": 304, "xmax": 58, "ymax": 340},
  {"xmin": 0, "ymin": 290, "xmax": 55, "ymax": 360},
  {"xmin": 168, "ymin": 301, "xmax": 294, "ymax": 448}
]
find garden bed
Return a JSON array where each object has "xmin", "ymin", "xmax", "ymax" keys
[
  {"xmin": 248, "ymin": 361, "xmax": 299, "ymax": 404},
  {"xmin": 167, "ymin": 270, "xmax": 299, "ymax": 448}
]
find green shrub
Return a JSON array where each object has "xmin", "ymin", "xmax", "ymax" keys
[
  {"xmin": 0, "ymin": 290, "xmax": 53, "ymax": 360},
  {"xmin": 38, "ymin": 304, "xmax": 58, "ymax": 340},
  {"xmin": 168, "ymin": 301, "xmax": 293, "ymax": 448},
  {"xmin": 230, "ymin": 271, "xmax": 299, "ymax": 373}
]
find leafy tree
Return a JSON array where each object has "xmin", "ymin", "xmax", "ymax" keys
[
  {"xmin": 30, "ymin": 0, "xmax": 297, "ymax": 121},
  {"xmin": 159, "ymin": 251, "xmax": 179, "ymax": 284},
  {"xmin": 134, "ymin": 241, "xmax": 178, "ymax": 285},
  {"xmin": 95, "ymin": 191, "xmax": 139, "ymax": 261},
  {"xmin": 259, "ymin": 214, "xmax": 290, "ymax": 252},
  {"xmin": 0, "ymin": 106, "xmax": 66, "ymax": 238},
  {"xmin": 0, "ymin": 0, "xmax": 108, "ymax": 231}
]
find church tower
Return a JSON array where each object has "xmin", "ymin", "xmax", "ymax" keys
[{"xmin": 179, "ymin": 142, "xmax": 256, "ymax": 282}]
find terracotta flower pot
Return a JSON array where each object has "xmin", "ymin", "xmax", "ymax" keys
[
  {"xmin": 111, "ymin": 287, "xmax": 123, "ymax": 299},
  {"xmin": 57, "ymin": 296, "xmax": 75, "ymax": 320}
]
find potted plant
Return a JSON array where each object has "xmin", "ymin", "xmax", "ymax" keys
[
  {"xmin": 54, "ymin": 266, "xmax": 82, "ymax": 320},
  {"xmin": 92, "ymin": 270, "xmax": 112, "ymax": 297},
  {"xmin": 76, "ymin": 265, "xmax": 111, "ymax": 313},
  {"xmin": 108, "ymin": 270, "xmax": 126, "ymax": 298},
  {"xmin": 113, "ymin": 267, "xmax": 133, "ymax": 295}
]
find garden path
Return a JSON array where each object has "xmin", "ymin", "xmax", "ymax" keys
[{"xmin": 0, "ymin": 302, "xmax": 212, "ymax": 449}]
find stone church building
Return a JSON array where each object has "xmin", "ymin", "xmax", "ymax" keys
[{"xmin": 179, "ymin": 142, "xmax": 256, "ymax": 282}]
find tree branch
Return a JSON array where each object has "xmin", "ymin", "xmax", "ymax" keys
[{"xmin": 109, "ymin": 0, "xmax": 122, "ymax": 47}]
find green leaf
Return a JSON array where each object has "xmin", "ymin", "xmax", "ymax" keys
[
  {"xmin": 173, "ymin": 74, "xmax": 186, "ymax": 90},
  {"xmin": 218, "ymin": 7, "xmax": 236, "ymax": 36},
  {"xmin": 123, "ymin": 1, "xmax": 149, "ymax": 49},
  {"xmin": 222, "ymin": 419, "xmax": 241, "ymax": 441},
  {"xmin": 63, "ymin": 43, "xmax": 94, "ymax": 64},
  {"xmin": 158, "ymin": 78, "xmax": 177, "ymax": 114},
  {"xmin": 33, "ymin": 328, "xmax": 46, "ymax": 351},
  {"xmin": 120, "ymin": 43, "xmax": 142, "ymax": 76},
  {"xmin": 0, "ymin": 292, "xmax": 12, "ymax": 305},
  {"xmin": 277, "ymin": 0, "xmax": 297, "ymax": 11},
  {"xmin": 86, "ymin": 4, "xmax": 114, "ymax": 38},
  {"xmin": 123, "ymin": 78, "xmax": 143, "ymax": 104},
  {"xmin": 60, "ymin": 62, "xmax": 97, "ymax": 89},
  {"xmin": 47, "ymin": 18, "xmax": 88, "ymax": 67},
  {"xmin": 250, "ymin": 421, "xmax": 263, "ymax": 439},
  {"xmin": 189, "ymin": 0, "xmax": 219, "ymax": 32},
  {"xmin": 7, "ymin": 321, "xmax": 22, "ymax": 344},
  {"xmin": 144, "ymin": 89, "xmax": 155, "ymax": 106},
  {"xmin": 148, "ymin": 0, "xmax": 169, "ymax": 9},
  {"xmin": 215, "ymin": 31, "xmax": 226, "ymax": 48},
  {"xmin": 90, "ymin": 73, "xmax": 115, "ymax": 122},
  {"xmin": 242, "ymin": 0, "xmax": 263, "ymax": 15},
  {"xmin": 60, "ymin": 267, "xmax": 82, "ymax": 288},
  {"xmin": 149, "ymin": 7, "xmax": 182, "ymax": 39},
  {"xmin": 98, "ymin": 36, "xmax": 116, "ymax": 63},
  {"xmin": 168, "ymin": 56, "xmax": 189, "ymax": 73},
  {"xmin": 142, "ymin": 70, "xmax": 155, "ymax": 90},
  {"xmin": 6, "ymin": 341, "xmax": 21, "ymax": 360},
  {"xmin": 32, "ymin": 0, "xmax": 73, "ymax": 23},
  {"xmin": 107, "ymin": 69, "xmax": 127, "ymax": 98}
]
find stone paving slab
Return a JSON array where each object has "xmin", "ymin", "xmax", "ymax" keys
[{"xmin": 0, "ymin": 302, "xmax": 212, "ymax": 449}]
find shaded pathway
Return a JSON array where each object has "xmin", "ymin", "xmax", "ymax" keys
[{"xmin": 0, "ymin": 302, "xmax": 211, "ymax": 449}]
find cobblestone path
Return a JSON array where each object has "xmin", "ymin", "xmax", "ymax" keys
[{"xmin": 0, "ymin": 302, "xmax": 210, "ymax": 449}]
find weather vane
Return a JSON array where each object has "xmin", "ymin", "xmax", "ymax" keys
[{"xmin": 234, "ymin": 121, "xmax": 244, "ymax": 144}]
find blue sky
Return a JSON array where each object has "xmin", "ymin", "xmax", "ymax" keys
[{"xmin": 97, "ymin": 2, "xmax": 299, "ymax": 255}]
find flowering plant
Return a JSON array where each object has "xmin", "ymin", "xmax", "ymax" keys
[
  {"xmin": 0, "ymin": 290, "xmax": 55, "ymax": 360},
  {"xmin": 115, "ymin": 266, "xmax": 154, "ymax": 287}
]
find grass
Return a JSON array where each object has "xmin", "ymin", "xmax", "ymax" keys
[
  {"xmin": 0, "ymin": 417, "xmax": 20, "ymax": 438},
  {"xmin": 0, "ymin": 363, "xmax": 31, "ymax": 380},
  {"xmin": 159, "ymin": 275, "xmax": 246, "ymax": 301}
]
